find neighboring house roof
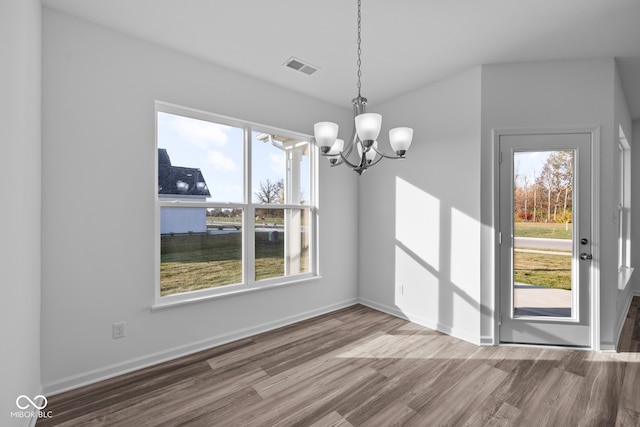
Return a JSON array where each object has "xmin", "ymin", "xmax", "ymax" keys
[{"xmin": 158, "ymin": 148, "xmax": 211, "ymax": 197}]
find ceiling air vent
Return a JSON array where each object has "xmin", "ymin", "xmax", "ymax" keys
[{"xmin": 283, "ymin": 57, "xmax": 319, "ymax": 76}]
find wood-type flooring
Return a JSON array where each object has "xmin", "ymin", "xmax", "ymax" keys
[{"xmin": 38, "ymin": 297, "xmax": 640, "ymax": 426}]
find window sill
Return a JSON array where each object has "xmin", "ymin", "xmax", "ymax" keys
[
  {"xmin": 151, "ymin": 274, "xmax": 321, "ymax": 312},
  {"xmin": 618, "ymin": 266, "xmax": 634, "ymax": 291}
]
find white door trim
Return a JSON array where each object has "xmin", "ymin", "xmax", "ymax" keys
[{"xmin": 492, "ymin": 126, "xmax": 600, "ymax": 350}]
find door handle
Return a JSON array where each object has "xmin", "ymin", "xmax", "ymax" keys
[{"xmin": 579, "ymin": 252, "xmax": 593, "ymax": 260}]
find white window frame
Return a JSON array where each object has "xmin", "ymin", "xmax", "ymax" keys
[
  {"xmin": 617, "ymin": 127, "xmax": 633, "ymax": 290},
  {"xmin": 153, "ymin": 101, "xmax": 319, "ymax": 309}
]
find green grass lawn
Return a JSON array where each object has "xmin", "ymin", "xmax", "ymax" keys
[
  {"xmin": 160, "ymin": 232, "xmax": 308, "ymax": 296},
  {"xmin": 514, "ymin": 222, "xmax": 572, "ymax": 239},
  {"xmin": 160, "ymin": 233, "xmax": 242, "ymax": 296},
  {"xmin": 513, "ymin": 222, "xmax": 572, "ymax": 290},
  {"xmin": 513, "ymin": 251, "xmax": 572, "ymax": 290},
  {"xmin": 206, "ymin": 216, "xmax": 284, "ymax": 226}
]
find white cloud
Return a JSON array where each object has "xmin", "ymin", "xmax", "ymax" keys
[
  {"xmin": 208, "ymin": 151, "xmax": 236, "ymax": 171},
  {"xmin": 171, "ymin": 114, "xmax": 231, "ymax": 149},
  {"xmin": 268, "ymin": 152, "xmax": 284, "ymax": 174},
  {"xmin": 214, "ymin": 184, "xmax": 243, "ymax": 195},
  {"xmin": 209, "ymin": 183, "xmax": 243, "ymax": 203}
]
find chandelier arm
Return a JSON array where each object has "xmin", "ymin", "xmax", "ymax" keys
[
  {"xmin": 318, "ymin": 131, "xmax": 358, "ymax": 168},
  {"xmin": 338, "ymin": 150, "xmax": 361, "ymax": 169},
  {"xmin": 332, "ymin": 128, "xmax": 358, "ymax": 165},
  {"xmin": 359, "ymin": 152, "xmax": 368, "ymax": 169},
  {"xmin": 358, "ymin": 150, "xmax": 383, "ymax": 170},
  {"xmin": 319, "ymin": 151, "xmax": 346, "ymax": 167},
  {"xmin": 330, "ymin": 156, "xmax": 346, "ymax": 167},
  {"xmin": 366, "ymin": 153, "xmax": 385, "ymax": 168},
  {"xmin": 344, "ymin": 102, "xmax": 360, "ymax": 156},
  {"xmin": 371, "ymin": 145, "xmax": 404, "ymax": 160},
  {"xmin": 344, "ymin": 130, "xmax": 358, "ymax": 156}
]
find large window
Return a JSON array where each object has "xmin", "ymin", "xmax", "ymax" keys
[{"xmin": 155, "ymin": 102, "xmax": 317, "ymax": 305}]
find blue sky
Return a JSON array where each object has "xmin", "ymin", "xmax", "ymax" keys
[
  {"xmin": 514, "ymin": 151, "xmax": 552, "ymax": 181},
  {"xmin": 157, "ymin": 112, "xmax": 309, "ymax": 204}
]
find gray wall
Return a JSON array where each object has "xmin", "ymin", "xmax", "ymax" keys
[
  {"xmin": 41, "ymin": 8, "xmax": 358, "ymax": 393},
  {"xmin": 633, "ymin": 119, "xmax": 640, "ymax": 295},
  {"xmin": 0, "ymin": 0, "xmax": 43, "ymax": 424},
  {"xmin": 358, "ymin": 67, "xmax": 483, "ymax": 344}
]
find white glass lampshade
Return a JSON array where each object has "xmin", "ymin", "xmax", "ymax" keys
[
  {"xmin": 355, "ymin": 113, "xmax": 382, "ymax": 142},
  {"xmin": 314, "ymin": 122, "xmax": 339, "ymax": 149},
  {"xmin": 327, "ymin": 139, "xmax": 344, "ymax": 164},
  {"xmin": 389, "ymin": 127, "xmax": 413, "ymax": 155},
  {"xmin": 357, "ymin": 140, "xmax": 378, "ymax": 162},
  {"xmin": 328, "ymin": 138, "xmax": 344, "ymax": 155}
]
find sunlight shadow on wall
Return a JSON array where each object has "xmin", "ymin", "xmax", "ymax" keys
[
  {"xmin": 395, "ymin": 177, "xmax": 441, "ymax": 318},
  {"xmin": 395, "ymin": 245, "xmax": 440, "ymax": 315},
  {"xmin": 450, "ymin": 207, "xmax": 481, "ymax": 312},
  {"xmin": 396, "ymin": 177, "xmax": 440, "ymax": 270},
  {"xmin": 393, "ymin": 177, "xmax": 482, "ymax": 344}
]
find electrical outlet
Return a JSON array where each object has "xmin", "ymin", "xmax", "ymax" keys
[{"xmin": 112, "ymin": 322, "xmax": 126, "ymax": 339}]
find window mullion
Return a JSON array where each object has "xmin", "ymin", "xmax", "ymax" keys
[
  {"xmin": 310, "ymin": 142, "xmax": 318, "ymax": 276},
  {"xmin": 245, "ymin": 126, "xmax": 255, "ymax": 287}
]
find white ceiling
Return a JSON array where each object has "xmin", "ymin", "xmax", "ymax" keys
[{"xmin": 42, "ymin": 0, "xmax": 640, "ymax": 119}]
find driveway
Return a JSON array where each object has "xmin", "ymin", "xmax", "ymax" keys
[
  {"xmin": 514, "ymin": 283, "xmax": 571, "ymax": 317},
  {"xmin": 514, "ymin": 237, "xmax": 572, "ymax": 251}
]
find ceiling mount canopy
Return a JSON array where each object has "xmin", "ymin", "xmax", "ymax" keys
[{"xmin": 314, "ymin": 0, "xmax": 414, "ymax": 175}]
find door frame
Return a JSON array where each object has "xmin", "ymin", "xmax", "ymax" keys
[{"xmin": 492, "ymin": 127, "xmax": 600, "ymax": 350}]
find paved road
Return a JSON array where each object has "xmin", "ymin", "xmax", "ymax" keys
[{"xmin": 514, "ymin": 237, "xmax": 572, "ymax": 251}]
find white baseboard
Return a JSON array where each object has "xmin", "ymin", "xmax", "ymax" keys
[
  {"xmin": 43, "ymin": 298, "xmax": 358, "ymax": 396},
  {"xmin": 599, "ymin": 342, "xmax": 617, "ymax": 352},
  {"xmin": 358, "ymin": 297, "xmax": 481, "ymax": 346},
  {"xmin": 610, "ymin": 289, "xmax": 640, "ymax": 352},
  {"xmin": 480, "ymin": 336, "xmax": 495, "ymax": 346}
]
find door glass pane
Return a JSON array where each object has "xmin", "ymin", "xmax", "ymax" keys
[
  {"xmin": 512, "ymin": 150, "xmax": 574, "ymax": 317},
  {"xmin": 255, "ymin": 208, "xmax": 311, "ymax": 281}
]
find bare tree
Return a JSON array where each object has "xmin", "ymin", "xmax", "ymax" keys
[
  {"xmin": 532, "ymin": 170, "xmax": 539, "ymax": 222},
  {"xmin": 254, "ymin": 179, "xmax": 284, "ymax": 204},
  {"xmin": 254, "ymin": 179, "xmax": 284, "ymax": 219},
  {"xmin": 530, "ymin": 151, "xmax": 573, "ymax": 223}
]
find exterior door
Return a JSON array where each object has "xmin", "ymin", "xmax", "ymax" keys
[{"xmin": 498, "ymin": 132, "xmax": 592, "ymax": 347}]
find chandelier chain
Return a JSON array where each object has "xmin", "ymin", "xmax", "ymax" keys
[{"xmin": 356, "ymin": 0, "xmax": 362, "ymax": 97}]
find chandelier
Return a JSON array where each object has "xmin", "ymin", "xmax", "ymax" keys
[{"xmin": 314, "ymin": 0, "xmax": 414, "ymax": 175}]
